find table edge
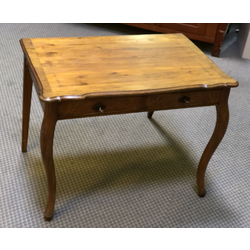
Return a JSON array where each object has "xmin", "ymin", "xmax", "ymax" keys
[{"xmin": 37, "ymin": 83, "xmax": 238, "ymax": 102}]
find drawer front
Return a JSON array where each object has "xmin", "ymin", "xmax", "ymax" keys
[
  {"xmin": 155, "ymin": 23, "xmax": 207, "ymax": 35},
  {"xmin": 57, "ymin": 89, "xmax": 222, "ymax": 119}
]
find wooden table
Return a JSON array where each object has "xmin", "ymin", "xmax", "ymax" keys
[{"xmin": 20, "ymin": 34, "xmax": 238, "ymax": 221}]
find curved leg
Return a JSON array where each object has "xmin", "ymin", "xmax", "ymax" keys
[
  {"xmin": 40, "ymin": 103, "xmax": 58, "ymax": 221},
  {"xmin": 197, "ymin": 88, "xmax": 230, "ymax": 197},
  {"xmin": 22, "ymin": 56, "xmax": 33, "ymax": 152},
  {"xmin": 147, "ymin": 111, "xmax": 154, "ymax": 119}
]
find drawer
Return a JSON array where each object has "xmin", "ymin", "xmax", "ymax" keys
[
  {"xmin": 155, "ymin": 23, "xmax": 207, "ymax": 36},
  {"xmin": 57, "ymin": 89, "xmax": 222, "ymax": 119}
]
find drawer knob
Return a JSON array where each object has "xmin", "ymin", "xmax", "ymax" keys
[
  {"xmin": 178, "ymin": 96, "xmax": 190, "ymax": 104},
  {"xmin": 93, "ymin": 103, "xmax": 106, "ymax": 112}
]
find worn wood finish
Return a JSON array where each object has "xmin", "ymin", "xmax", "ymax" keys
[
  {"xmin": 20, "ymin": 34, "xmax": 238, "ymax": 221},
  {"xmin": 124, "ymin": 24, "xmax": 227, "ymax": 57},
  {"xmin": 22, "ymin": 56, "xmax": 33, "ymax": 152},
  {"xmin": 197, "ymin": 88, "xmax": 230, "ymax": 197},
  {"xmin": 40, "ymin": 103, "xmax": 58, "ymax": 221}
]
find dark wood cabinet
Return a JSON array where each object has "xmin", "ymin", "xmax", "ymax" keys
[{"xmin": 124, "ymin": 23, "xmax": 228, "ymax": 57}]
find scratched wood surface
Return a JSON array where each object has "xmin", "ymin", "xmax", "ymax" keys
[{"xmin": 20, "ymin": 34, "xmax": 238, "ymax": 102}]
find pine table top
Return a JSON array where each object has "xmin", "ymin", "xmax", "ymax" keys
[{"xmin": 20, "ymin": 33, "xmax": 238, "ymax": 102}]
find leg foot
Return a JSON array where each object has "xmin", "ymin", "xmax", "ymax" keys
[
  {"xmin": 44, "ymin": 214, "xmax": 54, "ymax": 221},
  {"xmin": 197, "ymin": 88, "xmax": 230, "ymax": 196},
  {"xmin": 147, "ymin": 111, "xmax": 154, "ymax": 119},
  {"xmin": 22, "ymin": 56, "xmax": 33, "ymax": 152},
  {"xmin": 41, "ymin": 103, "xmax": 58, "ymax": 221},
  {"xmin": 198, "ymin": 188, "xmax": 206, "ymax": 197}
]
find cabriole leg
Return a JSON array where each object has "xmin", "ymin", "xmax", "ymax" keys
[
  {"xmin": 197, "ymin": 88, "xmax": 230, "ymax": 197},
  {"xmin": 40, "ymin": 103, "xmax": 58, "ymax": 221}
]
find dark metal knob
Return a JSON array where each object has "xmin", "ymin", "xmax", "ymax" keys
[
  {"xmin": 178, "ymin": 96, "xmax": 190, "ymax": 104},
  {"xmin": 93, "ymin": 103, "xmax": 106, "ymax": 112}
]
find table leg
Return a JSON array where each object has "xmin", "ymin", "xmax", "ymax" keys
[
  {"xmin": 147, "ymin": 111, "xmax": 154, "ymax": 119},
  {"xmin": 197, "ymin": 88, "xmax": 230, "ymax": 197},
  {"xmin": 40, "ymin": 103, "xmax": 58, "ymax": 221},
  {"xmin": 22, "ymin": 56, "xmax": 33, "ymax": 152}
]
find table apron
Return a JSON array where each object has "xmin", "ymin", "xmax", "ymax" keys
[{"xmin": 56, "ymin": 89, "xmax": 223, "ymax": 120}]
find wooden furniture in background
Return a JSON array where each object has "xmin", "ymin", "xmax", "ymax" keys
[
  {"xmin": 124, "ymin": 23, "xmax": 228, "ymax": 57},
  {"xmin": 20, "ymin": 33, "xmax": 238, "ymax": 221},
  {"xmin": 238, "ymin": 23, "xmax": 250, "ymax": 59}
]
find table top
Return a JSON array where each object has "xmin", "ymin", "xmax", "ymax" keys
[{"xmin": 20, "ymin": 33, "xmax": 238, "ymax": 102}]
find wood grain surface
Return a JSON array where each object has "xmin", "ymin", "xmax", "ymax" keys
[{"xmin": 20, "ymin": 34, "xmax": 238, "ymax": 102}]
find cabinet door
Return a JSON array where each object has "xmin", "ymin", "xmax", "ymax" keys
[{"xmin": 155, "ymin": 23, "xmax": 207, "ymax": 35}]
